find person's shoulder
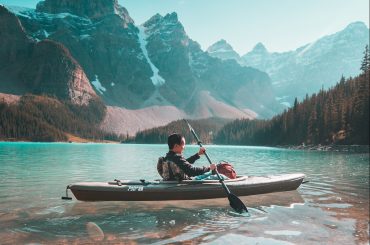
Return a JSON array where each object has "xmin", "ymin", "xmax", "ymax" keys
[
  {"xmin": 166, "ymin": 151, "xmax": 182, "ymax": 158},
  {"xmin": 173, "ymin": 153, "xmax": 183, "ymax": 158}
]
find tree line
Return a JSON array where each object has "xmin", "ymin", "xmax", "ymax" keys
[
  {"xmin": 214, "ymin": 46, "xmax": 370, "ymax": 146},
  {"xmin": 130, "ymin": 118, "xmax": 231, "ymax": 144},
  {"xmin": 0, "ymin": 94, "xmax": 124, "ymax": 142}
]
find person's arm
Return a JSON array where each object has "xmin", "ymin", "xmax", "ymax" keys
[
  {"xmin": 186, "ymin": 147, "xmax": 206, "ymax": 164},
  {"xmin": 175, "ymin": 155, "xmax": 210, "ymax": 177},
  {"xmin": 186, "ymin": 153, "xmax": 200, "ymax": 164}
]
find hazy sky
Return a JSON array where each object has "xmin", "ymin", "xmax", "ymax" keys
[{"xmin": 1, "ymin": 0, "xmax": 369, "ymax": 54}]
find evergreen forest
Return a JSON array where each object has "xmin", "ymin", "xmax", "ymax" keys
[
  {"xmin": 0, "ymin": 94, "xmax": 122, "ymax": 142},
  {"xmin": 131, "ymin": 118, "xmax": 232, "ymax": 144},
  {"xmin": 214, "ymin": 47, "xmax": 370, "ymax": 146}
]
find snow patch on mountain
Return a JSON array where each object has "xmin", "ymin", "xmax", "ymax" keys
[
  {"xmin": 275, "ymin": 96, "xmax": 289, "ymax": 101},
  {"xmin": 42, "ymin": 29, "xmax": 49, "ymax": 37},
  {"xmin": 208, "ymin": 47, "xmax": 232, "ymax": 54},
  {"xmin": 137, "ymin": 25, "xmax": 165, "ymax": 87},
  {"xmin": 91, "ymin": 75, "xmax": 106, "ymax": 94},
  {"xmin": 207, "ymin": 39, "xmax": 243, "ymax": 64},
  {"xmin": 8, "ymin": 5, "xmax": 92, "ymax": 24},
  {"xmin": 297, "ymin": 42, "xmax": 316, "ymax": 57},
  {"xmin": 79, "ymin": 34, "xmax": 91, "ymax": 40},
  {"xmin": 6, "ymin": 5, "xmax": 33, "ymax": 18}
]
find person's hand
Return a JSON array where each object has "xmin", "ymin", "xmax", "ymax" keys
[
  {"xmin": 210, "ymin": 163, "xmax": 216, "ymax": 170},
  {"xmin": 198, "ymin": 147, "xmax": 206, "ymax": 155}
]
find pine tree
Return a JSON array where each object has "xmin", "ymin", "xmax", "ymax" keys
[{"xmin": 360, "ymin": 45, "xmax": 370, "ymax": 74}]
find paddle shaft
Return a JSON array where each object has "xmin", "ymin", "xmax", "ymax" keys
[
  {"xmin": 187, "ymin": 125, "xmax": 232, "ymax": 195},
  {"xmin": 185, "ymin": 120, "xmax": 249, "ymax": 214}
]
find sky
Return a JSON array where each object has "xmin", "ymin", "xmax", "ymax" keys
[{"xmin": 1, "ymin": 0, "xmax": 369, "ymax": 54}]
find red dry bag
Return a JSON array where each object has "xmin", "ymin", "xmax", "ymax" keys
[{"xmin": 216, "ymin": 161, "xmax": 237, "ymax": 179}]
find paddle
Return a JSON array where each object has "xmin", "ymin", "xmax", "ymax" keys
[{"xmin": 184, "ymin": 119, "xmax": 249, "ymax": 214}]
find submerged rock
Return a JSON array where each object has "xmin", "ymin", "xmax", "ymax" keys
[{"xmin": 86, "ymin": 222, "xmax": 104, "ymax": 241}]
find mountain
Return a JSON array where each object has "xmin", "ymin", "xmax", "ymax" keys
[
  {"xmin": 0, "ymin": 0, "xmax": 282, "ymax": 138},
  {"xmin": 35, "ymin": 0, "xmax": 133, "ymax": 21},
  {"xmin": 141, "ymin": 12, "xmax": 280, "ymax": 117},
  {"xmin": 0, "ymin": 5, "xmax": 97, "ymax": 105},
  {"xmin": 242, "ymin": 42, "xmax": 269, "ymax": 68},
  {"xmin": 6, "ymin": 1, "xmax": 151, "ymax": 108},
  {"xmin": 206, "ymin": 39, "xmax": 244, "ymax": 65},
  {"xmin": 208, "ymin": 22, "xmax": 370, "ymax": 107}
]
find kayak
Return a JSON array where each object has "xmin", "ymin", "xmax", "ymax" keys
[{"xmin": 67, "ymin": 173, "xmax": 305, "ymax": 201}]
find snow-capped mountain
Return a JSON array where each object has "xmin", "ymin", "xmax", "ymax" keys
[
  {"xmin": 5, "ymin": 1, "xmax": 154, "ymax": 108},
  {"xmin": 0, "ymin": 0, "xmax": 286, "ymax": 135},
  {"xmin": 207, "ymin": 39, "xmax": 243, "ymax": 65},
  {"xmin": 141, "ymin": 12, "xmax": 279, "ymax": 117},
  {"xmin": 242, "ymin": 42, "xmax": 270, "ymax": 69},
  {"xmin": 1, "ymin": 1, "xmax": 281, "ymax": 117},
  {"xmin": 208, "ymin": 22, "xmax": 370, "ymax": 106}
]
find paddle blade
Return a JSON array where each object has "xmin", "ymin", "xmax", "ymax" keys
[{"xmin": 228, "ymin": 193, "xmax": 248, "ymax": 214}]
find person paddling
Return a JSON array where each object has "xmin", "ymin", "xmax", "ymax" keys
[{"xmin": 157, "ymin": 133, "xmax": 216, "ymax": 181}]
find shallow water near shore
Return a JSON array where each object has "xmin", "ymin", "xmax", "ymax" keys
[{"xmin": 0, "ymin": 142, "xmax": 369, "ymax": 244}]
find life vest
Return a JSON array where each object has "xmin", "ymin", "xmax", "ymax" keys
[
  {"xmin": 217, "ymin": 161, "xmax": 237, "ymax": 179},
  {"xmin": 157, "ymin": 157, "xmax": 190, "ymax": 181}
]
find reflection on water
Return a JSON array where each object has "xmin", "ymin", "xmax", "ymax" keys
[
  {"xmin": 0, "ymin": 143, "xmax": 368, "ymax": 244},
  {"xmin": 0, "ymin": 192, "xmax": 303, "ymax": 244}
]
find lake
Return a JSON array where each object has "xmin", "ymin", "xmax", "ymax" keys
[{"xmin": 0, "ymin": 142, "xmax": 368, "ymax": 244}]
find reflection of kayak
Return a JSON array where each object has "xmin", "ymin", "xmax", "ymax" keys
[
  {"xmin": 67, "ymin": 190, "xmax": 304, "ymax": 215},
  {"xmin": 68, "ymin": 173, "xmax": 305, "ymax": 201}
]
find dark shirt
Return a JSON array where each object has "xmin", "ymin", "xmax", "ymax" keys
[{"xmin": 164, "ymin": 151, "xmax": 211, "ymax": 179}]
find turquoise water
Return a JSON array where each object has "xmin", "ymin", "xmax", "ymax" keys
[{"xmin": 0, "ymin": 142, "xmax": 368, "ymax": 244}]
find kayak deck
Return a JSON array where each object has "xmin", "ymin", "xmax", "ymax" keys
[{"xmin": 69, "ymin": 173, "xmax": 305, "ymax": 201}]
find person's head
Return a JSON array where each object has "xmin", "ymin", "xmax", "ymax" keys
[{"xmin": 168, "ymin": 133, "xmax": 185, "ymax": 154}]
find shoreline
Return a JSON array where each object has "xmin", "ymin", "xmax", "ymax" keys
[
  {"xmin": 1, "ymin": 139, "xmax": 368, "ymax": 153},
  {"xmin": 0, "ymin": 134, "xmax": 120, "ymax": 144},
  {"xmin": 277, "ymin": 144, "xmax": 369, "ymax": 153},
  {"xmin": 0, "ymin": 140, "xmax": 120, "ymax": 144}
]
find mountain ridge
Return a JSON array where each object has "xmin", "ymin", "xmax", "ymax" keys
[
  {"xmin": 1, "ymin": 1, "xmax": 284, "ymax": 138},
  {"xmin": 0, "ymin": 5, "xmax": 97, "ymax": 105},
  {"xmin": 4, "ymin": 2, "xmax": 278, "ymax": 116},
  {"xmin": 208, "ymin": 21, "xmax": 369, "ymax": 106}
]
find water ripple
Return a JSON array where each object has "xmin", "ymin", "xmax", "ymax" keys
[{"xmin": 0, "ymin": 143, "xmax": 368, "ymax": 244}]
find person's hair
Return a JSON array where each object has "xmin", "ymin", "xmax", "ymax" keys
[{"xmin": 168, "ymin": 133, "xmax": 184, "ymax": 150}]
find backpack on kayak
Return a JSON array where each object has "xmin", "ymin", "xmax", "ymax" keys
[
  {"xmin": 217, "ymin": 161, "xmax": 237, "ymax": 179},
  {"xmin": 157, "ymin": 157, "xmax": 190, "ymax": 181}
]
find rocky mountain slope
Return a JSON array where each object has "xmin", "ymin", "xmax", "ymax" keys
[
  {"xmin": 141, "ymin": 12, "xmax": 279, "ymax": 117},
  {"xmin": 207, "ymin": 39, "xmax": 244, "ymax": 65},
  {"xmin": 208, "ymin": 22, "xmax": 370, "ymax": 106},
  {"xmin": 4, "ymin": 1, "xmax": 279, "ymax": 114},
  {"xmin": 0, "ymin": 0, "xmax": 284, "ymax": 137},
  {"xmin": 0, "ymin": 5, "xmax": 97, "ymax": 105}
]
